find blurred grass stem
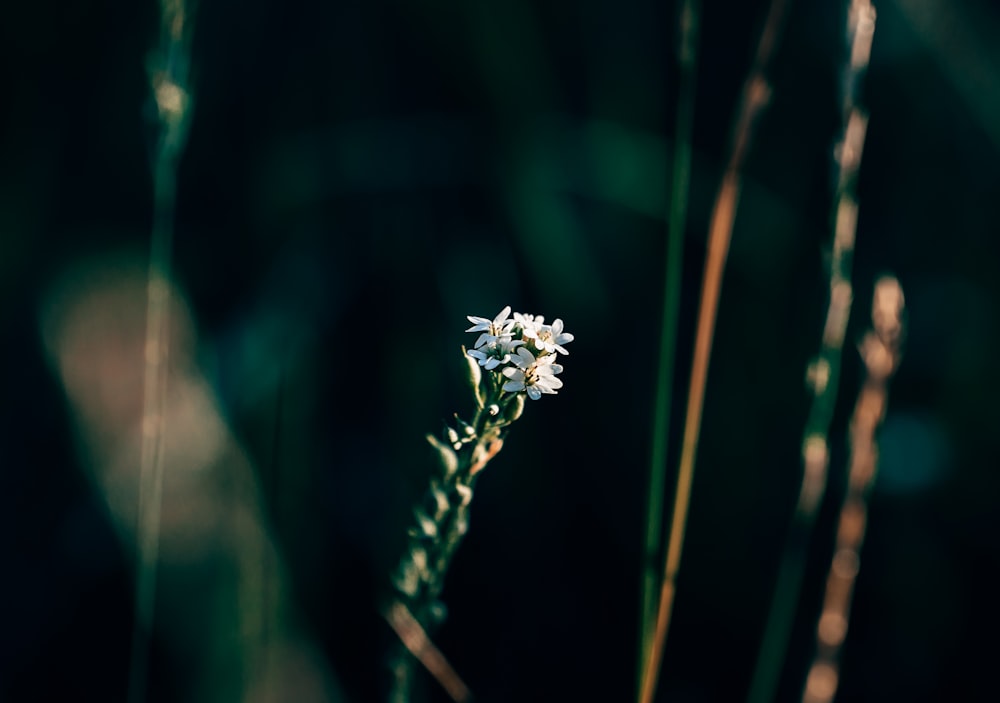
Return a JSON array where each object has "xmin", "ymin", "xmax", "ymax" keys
[
  {"xmin": 746, "ymin": 4, "xmax": 875, "ymax": 702},
  {"xmin": 384, "ymin": 601, "xmax": 472, "ymax": 703},
  {"xmin": 637, "ymin": 0, "xmax": 700, "ymax": 700},
  {"xmin": 639, "ymin": 2, "xmax": 791, "ymax": 702},
  {"xmin": 801, "ymin": 277, "xmax": 904, "ymax": 703},
  {"xmin": 128, "ymin": 2, "xmax": 194, "ymax": 702}
]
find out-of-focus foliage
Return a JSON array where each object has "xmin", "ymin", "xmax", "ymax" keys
[{"xmin": 1, "ymin": 1, "xmax": 999, "ymax": 701}]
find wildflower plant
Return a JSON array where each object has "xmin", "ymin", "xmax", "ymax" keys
[{"xmin": 386, "ymin": 306, "xmax": 572, "ymax": 701}]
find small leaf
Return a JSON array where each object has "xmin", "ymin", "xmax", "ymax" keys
[
  {"xmin": 427, "ymin": 483, "xmax": 450, "ymax": 520},
  {"xmin": 410, "ymin": 546, "xmax": 428, "ymax": 576},
  {"xmin": 426, "ymin": 433, "xmax": 459, "ymax": 477},
  {"xmin": 393, "ymin": 561, "xmax": 420, "ymax": 597},
  {"xmin": 453, "ymin": 511, "xmax": 469, "ymax": 537},
  {"xmin": 454, "ymin": 483, "xmax": 473, "ymax": 508},
  {"xmin": 412, "ymin": 508, "xmax": 438, "ymax": 539},
  {"xmin": 462, "ymin": 346, "xmax": 485, "ymax": 408},
  {"xmin": 504, "ymin": 392, "xmax": 526, "ymax": 423}
]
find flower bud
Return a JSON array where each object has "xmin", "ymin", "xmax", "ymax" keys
[
  {"xmin": 455, "ymin": 414, "xmax": 476, "ymax": 437},
  {"xmin": 428, "ymin": 601, "xmax": 448, "ymax": 625}
]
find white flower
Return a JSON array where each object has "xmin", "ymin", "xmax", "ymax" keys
[
  {"xmin": 512, "ymin": 312, "xmax": 544, "ymax": 341},
  {"xmin": 466, "ymin": 305, "xmax": 515, "ymax": 349},
  {"xmin": 531, "ymin": 318, "xmax": 574, "ymax": 355},
  {"xmin": 501, "ymin": 347, "xmax": 564, "ymax": 400},
  {"xmin": 467, "ymin": 335, "xmax": 525, "ymax": 370}
]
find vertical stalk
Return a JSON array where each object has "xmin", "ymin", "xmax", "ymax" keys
[
  {"xmin": 801, "ymin": 277, "xmax": 904, "ymax": 703},
  {"xmin": 387, "ymin": 360, "xmax": 521, "ymax": 702},
  {"xmin": 746, "ymin": 4, "xmax": 876, "ymax": 702},
  {"xmin": 639, "ymin": 2, "xmax": 792, "ymax": 702},
  {"xmin": 128, "ymin": 3, "xmax": 194, "ymax": 701},
  {"xmin": 637, "ymin": 1, "xmax": 700, "ymax": 699}
]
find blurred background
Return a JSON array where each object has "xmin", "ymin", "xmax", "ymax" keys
[{"xmin": 2, "ymin": 0, "xmax": 999, "ymax": 701}]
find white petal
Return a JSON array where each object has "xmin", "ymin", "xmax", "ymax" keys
[
  {"xmin": 502, "ymin": 367, "xmax": 522, "ymax": 380},
  {"xmin": 526, "ymin": 386, "xmax": 542, "ymax": 400},
  {"xmin": 536, "ymin": 371, "xmax": 563, "ymax": 387},
  {"xmin": 465, "ymin": 316, "xmax": 491, "ymax": 332},
  {"xmin": 515, "ymin": 347, "xmax": 536, "ymax": 366},
  {"xmin": 502, "ymin": 380, "xmax": 525, "ymax": 393},
  {"xmin": 494, "ymin": 305, "xmax": 512, "ymax": 324}
]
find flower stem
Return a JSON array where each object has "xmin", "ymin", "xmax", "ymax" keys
[{"xmin": 387, "ymin": 370, "xmax": 516, "ymax": 701}]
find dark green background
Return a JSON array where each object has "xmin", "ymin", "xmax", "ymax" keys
[{"xmin": 2, "ymin": 0, "xmax": 998, "ymax": 701}]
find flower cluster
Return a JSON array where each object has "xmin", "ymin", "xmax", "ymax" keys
[{"xmin": 466, "ymin": 305, "xmax": 573, "ymax": 400}]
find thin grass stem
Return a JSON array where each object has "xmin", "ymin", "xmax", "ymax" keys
[
  {"xmin": 637, "ymin": 2, "xmax": 700, "ymax": 699},
  {"xmin": 801, "ymin": 276, "xmax": 904, "ymax": 703},
  {"xmin": 639, "ymin": 2, "xmax": 792, "ymax": 702},
  {"xmin": 384, "ymin": 601, "xmax": 473, "ymax": 703},
  {"xmin": 127, "ymin": 3, "xmax": 194, "ymax": 701},
  {"xmin": 746, "ymin": 4, "xmax": 876, "ymax": 701}
]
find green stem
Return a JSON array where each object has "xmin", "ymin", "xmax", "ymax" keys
[
  {"xmin": 388, "ymin": 371, "xmax": 517, "ymax": 701},
  {"xmin": 637, "ymin": 1, "xmax": 700, "ymax": 699}
]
